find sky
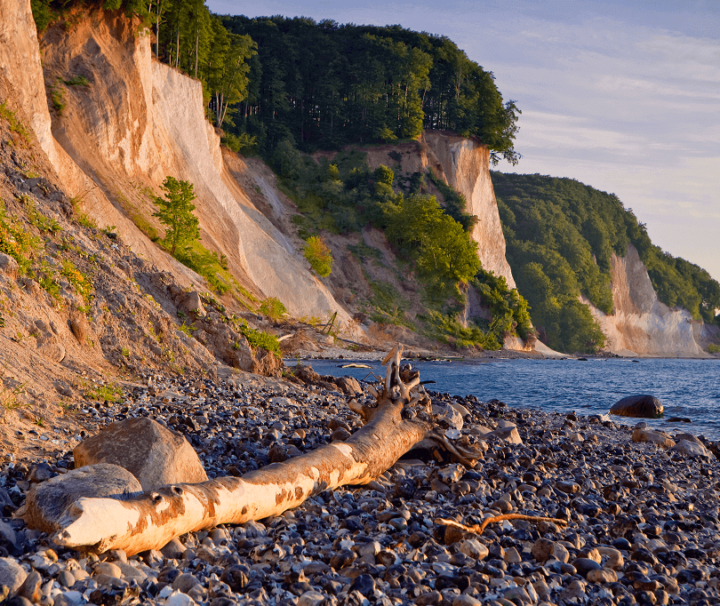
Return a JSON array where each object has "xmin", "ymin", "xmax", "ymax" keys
[{"xmin": 208, "ymin": 0, "xmax": 720, "ymax": 279}]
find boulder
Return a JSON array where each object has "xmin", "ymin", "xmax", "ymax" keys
[
  {"xmin": 73, "ymin": 418, "xmax": 208, "ymax": 491},
  {"xmin": 632, "ymin": 427, "xmax": 675, "ymax": 448},
  {"xmin": 176, "ymin": 291, "xmax": 206, "ymax": 318},
  {"xmin": 336, "ymin": 376, "xmax": 362, "ymax": 397},
  {"xmin": 672, "ymin": 438, "xmax": 710, "ymax": 458},
  {"xmin": 486, "ymin": 425, "xmax": 522, "ymax": 445},
  {"xmin": 21, "ymin": 464, "xmax": 142, "ymax": 533},
  {"xmin": 610, "ymin": 395, "xmax": 663, "ymax": 418}
]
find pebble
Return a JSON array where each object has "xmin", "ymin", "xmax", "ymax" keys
[{"xmin": 0, "ymin": 376, "xmax": 717, "ymax": 606}]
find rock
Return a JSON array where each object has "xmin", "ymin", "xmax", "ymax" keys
[
  {"xmin": 458, "ymin": 539, "xmax": 488, "ymax": 561},
  {"xmin": 573, "ymin": 557, "xmax": 602, "ymax": 577},
  {"xmin": 487, "ymin": 426, "xmax": 522, "ymax": 445},
  {"xmin": 335, "ymin": 376, "xmax": 362, "ymax": 396},
  {"xmin": 69, "ymin": 313, "xmax": 92, "ymax": 345},
  {"xmin": 298, "ymin": 591, "xmax": 326, "ymax": 606},
  {"xmin": 452, "ymin": 596, "xmax": 482, "ymax": 606},
  {"xmin": 161, "ymin": 537, "xmax": 186, "ymax": 559},
  {"xmin": 172, "ymin": 573, "xmax": 201, "ymax": 593},
  {"xmin": 597, "ymin": 546, "xmax": 624, "ymax": 569},
  {"xmin": 560, "ymin": 579, "xmax": 586, "ymax": 602},
  {"xmin": 73, "ymin": 417, "xmax": 208, "ymax": 491},
  {"xmin": 17, "ymin": 570, "xmax": 42, "ymax": 603},
  {"xmin": 503, "ymin": 546, "xmax": 522, "ymax": 564},
  {"xmin": 0, "ymin": 558, "xmax": 27, "ymax": 597},
  {"xmin": 0, "ymin": 253, "xmax": 18, "ymax": 277},
  {"xmin": 165, "ymin": 590, "xmax": 197, "ymax": 606},
  {"xmin": 21, "ymin": 464, "xmax": 142, "ymax": 533},
  {"xmin": 94, "ymin": 562, "xmax": 121, "ymax": 578},
  {"xmin": 431, "ymin": 402, "xmax": 463, "ymax": 430},
  {"xmin": 610, "ymin": 395, "xmax": 663, "ymax": 418},
  {"xmin": 349, "ymin": 574, "xmax": 375, "ymax": 597},
  {"xmin": 0, "ymin": 520, "xmax": 16, "ymax": 547},
  {"xmin": 556, "ymin": 480, "xmax": 580, "ymax": 494},
  {"xmin": 176, "ymin": 291, "xmax": 206, "ymax": 318},
  {"xmin": 632, "ymin": 427, "xmax": 675, "ymax": 448},
  {"xmin": 531, "ymin": 538, "xmax": 555, "ymax": 563},
  {"xmin": 587, "ymin": 567, "xmax": 618, "ymax": 583},
  {"xmin": 553, "ymin": 543, "xmax": 570, "ymax": 563},
  {"xmin": 671, "ymin": 436, "xmax": 710, "ymax": 458}
]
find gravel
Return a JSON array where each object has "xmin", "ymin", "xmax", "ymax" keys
[{"xmin": 2, "ymin": 372, "xmax": 720, "ymax": 606}]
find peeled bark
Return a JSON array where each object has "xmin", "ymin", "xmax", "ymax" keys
[{"xmin": 52, "ymin": 346, "xmax": 481, "ymax": 555}]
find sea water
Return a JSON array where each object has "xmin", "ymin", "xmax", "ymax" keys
[{"xmin": 292, "ymin": 358, "xmax": 720, "ymax": 439}]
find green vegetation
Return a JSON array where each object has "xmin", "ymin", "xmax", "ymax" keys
[
  {"xmin": 64, "ymin": 75, "xmax": 91, "ymax": 87},
  {"xmin": 220, "ymin": 16, "xmax": 519, "ymax": 164},
  {"xmin": 259, "ymin": 297, "xmax": 286, "ymax": 322},
  {"xmin": 303, "ymin": 236, "xmax": 333, "ymax": 277},
  {"xmin": 0, "ymin": 101, "xmax": 31, "ymax": 144},
  {"xmin": 84, "ymin": 382, "xmax": 123, "ymax": 402},
  {"xmin": 493, "ymin": 172, "xmax": 720, "ymax": 352},
  {"xmin": 231, "ymin": 317, "xmax": 281, "ymax": 357},
  {"xmin": 0, "ymin": 202, "xmax": 43, "ymax": 275},
  {"xmin": 70, "ymin": 197, "xmax": 98, "ymax": 229},
  {"xmin": 153, "ymin": 176, "xmax": 200, "ymax": 256},
  {"xmin": 50, "ymin": 79, "xmax": 66, "ymax": 115},
  {"xmin": 708, "ymin": 344, "xmax": 720, "ymax": 355},
  {"xmin": 60, "ymin": 259, "xmax": 93, "ymax": 302}
]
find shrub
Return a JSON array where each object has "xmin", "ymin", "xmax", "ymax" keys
[
  {"xmin": 233, "ymin": 318, "xmax": 281, "ymax": 357},
  {"xmin": 303, "ymin": 236, "xmax": 333, "ymax": 277},
  {"xmin": 259, "ymin": 297, "xmax": 286, "ymax": 322},
  {"xmin": 708, "ymin": 344, "xmax": 720, "ymax": 354},
  {"xmin": 61, "ymin": 259, "xmax": 92, "ymax": 301}
]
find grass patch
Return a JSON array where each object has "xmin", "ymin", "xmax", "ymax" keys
[
  {"xmin": 61, "ymin": 259, "xmax": 93, "ymax": 302},
  {"xmin": 365, "ymin": 276, "xmax": 412, "ymax": 327},
  {"xmin": 23, "ymin": 198, "xmax": 61, "ymax": 234},
  {"xmin": 0, "ymin": 201, "xmax": 43, "ymax": 275},
  {"xmin": 64, "ymin": 75, "xmax": 90, "ymax": 87},
  {"xmin": 174, "ymin": 242, "xmax": 232, "ymax": 295},
  {"xmin": 70, "ymin": 197, "xmax": 98, "ymax": 229},
  {"xmin": 0, "ymin": 101, "xmax": 31, "ymax": 144},
  {"xmin": 50, "ymin": 80, "xmax": 66, "ymax": 115},
  {"xmin": 230, "ymin": 316, "xmax": 281, "ymax": 357},
  {"xmin": 259, "ymin": 297, "xmax": 286, "ymax": 322},
  {"xmin": 84, "ymin": 382, "xmax": 122, "ymax": 403}
]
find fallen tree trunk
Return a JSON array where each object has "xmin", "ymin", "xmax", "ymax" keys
[{"xmin": 53, "ymin": 346, "xmax": 482, "ymax": 555}]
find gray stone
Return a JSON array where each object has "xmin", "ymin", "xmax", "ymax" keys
[
  {"xmin": 0, "ymin": 558, "xmax": 27, "ymax": 597},
  {"xmin": 671, "ymin": 438, "xmax": 710, "ymax": 458},
  {"xmin": 610, "ymin": 395, "xmax": 663, "ymax": 418},
  {"xmin": 21, "ymin": 464, "xmax": 142, "ymax": 534},
  {"xmin": 73, "ymin": 417, "xmax": 208, "ymax": 491},
  {"xmin": 0, "ymin": 253, "xmax": 18, "ymax": 277},
  {"xmin": 176, "ymin": 291, "xmax": 206, "ymax": 318}
]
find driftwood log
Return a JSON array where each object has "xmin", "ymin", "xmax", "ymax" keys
[{"xmin": 53, "ymin": 345, "xmax": 483, "ymax": 555}]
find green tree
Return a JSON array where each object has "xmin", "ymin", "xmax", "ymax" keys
[
  {"xmin": 303, "ymin": 236, "xmax": 333, "ymax": 277},
  {"xmin": 153, "ymin": 177, "xmax": 200, "ymax": 256}
]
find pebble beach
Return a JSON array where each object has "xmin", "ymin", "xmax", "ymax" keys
[{"xmin": 1, "ymin": 370, "xmax": 720, "ymax": 606}]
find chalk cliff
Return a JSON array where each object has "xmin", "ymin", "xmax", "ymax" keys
[
  {"xmin": 3, "ymin": 0, "xmax": 713, "ymax": 356},
  {"xmin": 583, "ymin": 244, "xmax": 715, "ymax": 357}
]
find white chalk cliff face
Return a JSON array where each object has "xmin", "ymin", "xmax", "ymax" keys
[
  {"xmin": 584, "ymin": 244, "xmax": 711, "ymax": 357},
  {"xmin": 1, "ymin": 2, "xmax": 352, "ymax": 327},
  {"xmin": 422, "ymin": 131, "xmax": 516, "ymax": 289}
]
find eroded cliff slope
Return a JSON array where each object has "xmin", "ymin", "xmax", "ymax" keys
[{"xmin": 584, "ymin": 245, "xmax": 717, "ymax": 357}]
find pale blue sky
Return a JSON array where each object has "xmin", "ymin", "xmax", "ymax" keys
[{"xmin": 208, "ymin": 0, "xmax": 720, "ymax": 279}]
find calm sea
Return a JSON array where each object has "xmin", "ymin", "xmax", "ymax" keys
[{"xmin": 290, "ymin": 358, "xmax": 720, "ymax": 440}]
